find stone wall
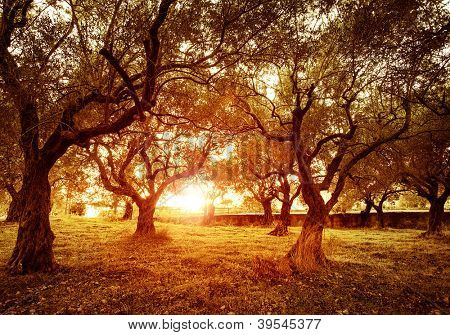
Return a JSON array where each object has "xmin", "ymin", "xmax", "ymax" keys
[{"xmin": 160, "ymin": 211, "xmax": 450, "ymax": 230}]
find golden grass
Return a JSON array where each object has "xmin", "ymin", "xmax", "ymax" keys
[{"xmin": 0, "ymin": 217, "xmax": 448, "ymax": 315}]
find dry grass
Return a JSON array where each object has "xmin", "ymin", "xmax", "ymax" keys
[{"xmin": 0, "ymin": 217, "xmax": 448, "ymax": 315}]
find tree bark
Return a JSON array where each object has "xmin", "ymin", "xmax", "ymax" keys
[
  {"xmin": 286, "ymin": 182, "xmax": 328, "ymax": 271},
  {"xmin": 7, "ymin": 164, "xmax": 56, "ymax": 274},
  {"xmin": 423, "ymin": 196, "xmax": 446, "ymax": 236},
  {"xmin": 287, "ymin": 207, "xmax": 328, "ymax": 271},
  {"xmin": 269, "ymin": 201, "xmax": 290, "ymax": 236},
  {"xmin": 112, "ymin": 198, "xmax": 118, "ymax": 216},
  {"xmin": 5, "ymin": 191, "xmax": 22, "ymax": 222},
  {"xmin": 360, "ymin": 200, "xmax": 373, "ymax": 227},
  {"xmin": 135, "ymin": 201, "xmax": 156, "ymax": 236},
  {"xmin": 261, "ymin": 199, "xmax": 273, "ymax": 225},
  {"xmin": 202, "ymin": 202, "xmax": 215, "ymax": 225},
  {"xmin": 122, "ymin": 201, "xmax": 133, "ymax": 220},
  {"xmin": 375, "ymin": 206, "xmax": 384, "ymax": 228}
]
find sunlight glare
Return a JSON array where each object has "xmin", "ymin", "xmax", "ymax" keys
[
  {"xmin": 85, "ymin": 205, "xmax": 100, "ymax": 218},
  {"xmin": 163, "ymin": 185, "xmax": 206, "ymax": 212}
]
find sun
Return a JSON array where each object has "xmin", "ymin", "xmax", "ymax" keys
[
  {"xmin": 162, "ymin": 185, "xmax": 206, "ymax": 212},
  {"xmin": 85, "ymin": 205, "xmax": 100, "ymax": 218}
]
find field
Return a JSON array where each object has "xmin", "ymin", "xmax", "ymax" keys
[{"xmin": 0, "ymin": 217, "xmax": 449, "ymax": 315}]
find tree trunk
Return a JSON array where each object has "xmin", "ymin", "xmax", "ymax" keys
[
  {"xmin": 122, "ymin": 201, "xmax": 133, "ymax": 220},
  {"xmin": 423, "ymin": 197, "xmax": 446, "ymax": 236},
  {"xmin": 135, "ymin": 201, "xmax": 156, "ymax": 236},
  {"xmin": 64, "ymin": 192, "xmax": 70, "ymax": 215},
  {"xmin": 5, "ymin": 191, "xmax": 22, "ymax": 222},
  {"xmin": 360, "ymin": 200, "xmax": 372, "ymax": 227},
  {"xmin": 261, "ymin": 199, "xmax": 273, "ymax": 225},
  {"xmin": 202, "ymin": 202, "xmax": 215, "ymax": 225},
  {"xmin": 288, "ymin": 99, "xmax": 329, "ymax": 271},
  {"xmin": 286, "ymin": 184, "xmax": 328, "ymax": 271},
  {"xmin": 287, "ymin": 207, "xmax": 328, "ymax": 271},
  {"xmin": 375, "ymin": 206, "xmax": 384, "ymax": 228},
  {"xmin": 269, "ymin": 201, "xmax": 290, "ymax": 236},
  {"xmin": 112, "ymin": 198, "xmax": 118, "ymax": 216},
  {"xmin": 8, "ymin": 165, "xmax": 56, "ymax": 274}
]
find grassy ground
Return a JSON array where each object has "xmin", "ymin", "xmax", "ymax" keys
[{"xmin": 0, "ymin": 217, "xmax": 448, "ymax": 315}]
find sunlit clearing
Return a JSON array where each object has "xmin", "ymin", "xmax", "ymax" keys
[
  {"xmin": 162, "ymin": 185, "xmax": 205, "ymax": 212},
  {"xmin": 85, "ymin": 205, "xmax": 100, "ymax": 218}
]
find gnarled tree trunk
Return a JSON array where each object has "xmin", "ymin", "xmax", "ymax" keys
[
  {"xmin": 135, "ymin": 201, "xmax": 156, "ymax": 236},
  {"xmin": 286, "ymin": 183, "xmax": 328, "ymax": 271},
  {"xmin": 269, "ymin": 201, "xmax": 290, "ymax": 236},
  {"xmin": 360, "ymin": 200, "xmax": 372, "ymax": 227},
  {"xmin": 8, "ymin": 164, "xmax": 56, "ymax": 274},
  {"xmin": 423, "ymin": 196, "xmax": 446, "ymax": 236},
  {"xmin": 374, "ymin": 195, "xmax": 388, "ymax": 229},
  {"xmin": 261, "ymin": 199, "xmax": 273, "ymax": 225},
  {"xmin": 122, "ymin": 201, "xmax": 133, "ymax": 220},
  {"xmin": 375, "ymin": 206, "xmax": 385, "ymax": 228},
  {"xmin": 287, "ymin": 207, "xmax": 328, "ymax": 271}
]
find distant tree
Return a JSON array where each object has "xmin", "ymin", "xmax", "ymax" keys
[
  {"xmin": 344, "ymin": 151, "xmax": 406, "ymax": 228},
  {"xmin": 269, "ymin": 173, "xmax": 302, "ymax": 236},
  {"xmin": 70, "ymin": 202, "xmax": 86, "ymax": 216},
  {"xmin": 397, "ymin": 193, "xmax": 428, "ymax": 210},
  {"xmin": 242, "ymin": 138, "xmax": 301, "ymax": 235},
  {"xmin": 231, "ymin": 137, "xmax": 278, "ymax": 225},
  {"xmin": 397, "ymin": 132, "xmax": 449, "ymax": 236},
  {"xmin": 234, "ymin": 168, "xmax": 277, "ymax": 225},
  {"xmin": 240, "ymin": 196, "xmax": 262, "ymax": 212},
  {"xmin": 200, "ymin": 174, "xmax": 229, "ymax": 226},
  {"xmin": 88, "ymin": 122, "xmax": 212, "ymax": 235},
  {"xmin": 202, "ymin": 189, "xmax": 218, "ymax": 225},
  {"xmin": 50, "ymin": 148, "xmax": 91, "ymax": 214},
  {"xmin": 245, "ymin": 176, "xmax": 277, "ymax": 226},
  {"xmin": 122, "ymin": 201, "xmax": 133, "ymax": 220},
  {"xmin": 0, "ymin": 104, "xmax": 22, "ymax": 222}
]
